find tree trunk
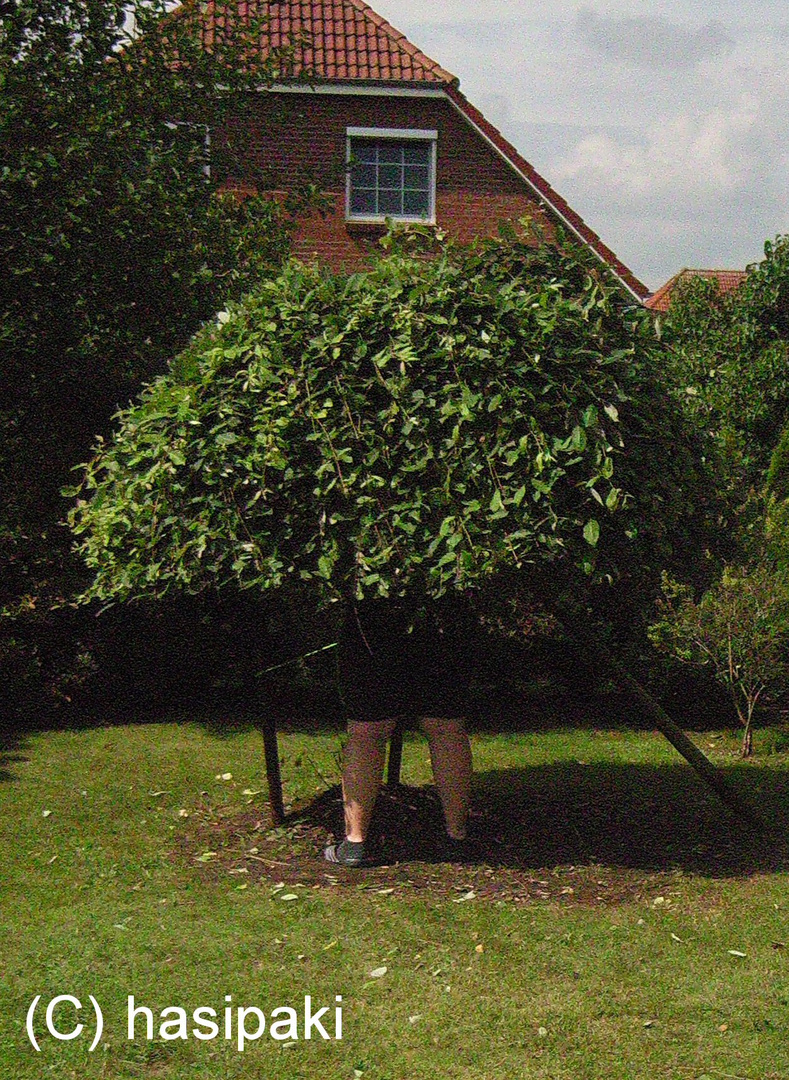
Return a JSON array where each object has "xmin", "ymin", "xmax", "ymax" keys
[
  {"xmin": 260, "ymin": 718, "xmax": 285, "ymax": 825},
  {"xmin": 738, "ymin": 692, "xmax": 761, "ymax": 758}
]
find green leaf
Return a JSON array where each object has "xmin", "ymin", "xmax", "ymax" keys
[
  {"xmin": 583, "ymin": 519, "xmax": 600, "ymax": 547},
  {"xmin": 570, "ymin": 426, "xmax": 587, "ymax": 452},
  {"xmin": 581, "ymin": 405, "xmax": 599, "ymax": 428}
]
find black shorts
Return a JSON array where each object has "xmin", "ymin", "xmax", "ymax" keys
[{"xmin": 337, "ymin": 600, "xmax": 471, "ymax": 722}]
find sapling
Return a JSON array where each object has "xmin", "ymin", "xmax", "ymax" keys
[{"xmin": 650, "ymin": 563, "xmax": 789, "ymax": 755}]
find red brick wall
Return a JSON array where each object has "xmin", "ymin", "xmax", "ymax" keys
[{"xmin": 221, "ymin": 91, "xmax": 553, "ymax": 270}]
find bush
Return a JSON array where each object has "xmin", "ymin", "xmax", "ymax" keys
[{"xmin": 69, "ymin": 228, "xmax": 711, "ymax": 640}]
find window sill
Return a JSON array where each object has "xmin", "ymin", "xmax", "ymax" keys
[
  {"xmin": 345, "ymin": 220, "xmax": 388, "ymax": 237},
  {"xmin": 345, "ymin": 218, "xmax": 437, "ymax": 235}
]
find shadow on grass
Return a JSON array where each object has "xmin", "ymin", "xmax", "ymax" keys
[
  {"xmin": 299, "ymin": 760, "xmax": 789, "ymax": 879},
  {"xmin": 0, "ymin": 722, "xmax": 29, "ymax": 782}
]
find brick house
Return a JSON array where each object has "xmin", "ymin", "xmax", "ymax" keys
[{"xmin": 184, "ymin": 0, "xmax": 648, "ymax": 300}]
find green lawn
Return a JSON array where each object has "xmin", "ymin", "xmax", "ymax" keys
[{"xmin": 1, "ymin": 719, "xmax": 788, "ymax": 1079}]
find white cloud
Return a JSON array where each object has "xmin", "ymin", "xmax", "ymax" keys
[{"xmin": 556, "ymin": 99, "xmax": 759, "ymax": 202}]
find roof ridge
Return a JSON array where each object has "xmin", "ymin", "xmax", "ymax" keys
[{"xmin": 680, "ymin": 267, "xmax": 746, "ymax": 275}]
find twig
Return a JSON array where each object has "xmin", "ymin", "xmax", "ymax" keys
[{"xmin": 257, "ymin": 641, "xmax": 337, "ymax": 676}]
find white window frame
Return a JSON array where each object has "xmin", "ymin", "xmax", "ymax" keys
[{"xmin": 345, "ymin": 127, "xmax": 438, "ymax": 225}]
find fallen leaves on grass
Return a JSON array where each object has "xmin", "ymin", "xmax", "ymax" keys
[{"xmin": 173, "ymin": 782, "xmax": 786, "ymax": 911}]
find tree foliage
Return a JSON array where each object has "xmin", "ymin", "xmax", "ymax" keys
[
  {"xmin": 0, "ymin": 0, "xmax": 319, "ymax": 716},
  {"xmin": 649, "ymin": 241, "xmax": 789, "ymax": 744},
  {"xmin": 69, "ymin": 229, "xmax": 710, "ymax": 612},
  {"xmin": 662, "ymin": 238, "xmax": 789, "ymax": 492},
  {"xmin": 0, "ymin": 0, "xmax": 301, "ymax": 535}
]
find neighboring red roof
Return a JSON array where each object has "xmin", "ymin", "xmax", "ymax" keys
[
  {"xmin": 179, "ymin": 0, "xmax": 458, "ymax": 85},
  {"xmin": 645, "ymin": 269, "xmax": 747, "ymax": 312}
]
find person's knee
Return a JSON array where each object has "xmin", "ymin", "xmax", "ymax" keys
[
  {"xmin": 419, "ymin": 716, "xmax": 466, "ymax": 740},
  {"xmin": 347, "ymin": 718, "xmax": 398, "ymax": 747}
]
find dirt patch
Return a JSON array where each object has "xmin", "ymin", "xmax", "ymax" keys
[{"xmin": 173, "ymin": 777, "xmax": 787, "ymax": 909}]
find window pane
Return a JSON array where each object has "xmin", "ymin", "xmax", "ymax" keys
[
  {"xmin": 378, "ymin": 189, "xmax": 403, "ymax": 215},
  {"xmin": 351, "ymin": 163, "xmax": 377, "ymax": 187},
  {"xmin": 403, "ymin": 164, "xmax": 429, "ymax": 191},
  {"xmin": 350, "ymin": 188, "xmax": 377, "ymax": 215},
  {"xmin": 378, "ymin": 144, "xmax": 403, "ymax": 164},
  {"xmin": 378, "ymin": 163, "xmax": 402, "ymax": 188},
  {"xmin": 354, "ymin": 143, "xmax": 378, "ymax": 164},
  {"xmin": 403, "ymin": 189, "xmax": 429, "ymax": 216},
  {"xmin": 403, "ymin": 143, "xmax": 430, "ymax": 165}
]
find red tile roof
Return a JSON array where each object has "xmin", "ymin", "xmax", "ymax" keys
[
  {"xmin": 179, "ymin": 0, "xmax": 458, "ymax": 85},
  {"xmin": 645, "ymin": 269, "xmax": 747, "ymax": 312}
]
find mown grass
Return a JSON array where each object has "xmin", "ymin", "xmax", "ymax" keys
[{"xmin": 1, "ymin": 718, "xmax": 788, "ymax": 1079}]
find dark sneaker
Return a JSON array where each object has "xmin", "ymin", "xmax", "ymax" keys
[{"xmin": 323, "ymin": 840, "xmax": 370, "ymax": 868}]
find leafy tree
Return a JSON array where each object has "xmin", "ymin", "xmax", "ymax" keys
[
  {"xmin": 0, "ymin": 0, "xmax": 303, "ymax": 542},
  {"xmin": 652, "ymin": 253, "xmax": 789, "ymax": 753},
  {"xmin": 69, "ymin": 230, "xmax": 710, "ymax": 629},
  {"xmin": 762, "ymin": 419, "xmax": 789, "ymax": 571},
  {"xmin": 649, "ymin": 565, "xmax": 789, "ymax": 756},
  {"xmin": 662, "ymin": 238, "xmax": 789, "ymax": 495},
  {"xmin": 0, "ymin": 0, "xmax": 320, "ymax": 716}
]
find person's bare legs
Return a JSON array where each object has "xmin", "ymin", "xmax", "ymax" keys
[
  {"xmin": 419, "ymin": 717, "xmax": 472, "ymax": 840},
  {"xmin": 340, "ymin": 718, "xmax": 397, "ymax": 842}
]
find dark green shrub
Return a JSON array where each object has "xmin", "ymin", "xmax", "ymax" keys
[{"xmin": 70, "ymin": 230, "xmax": 710, "ymax": 626}]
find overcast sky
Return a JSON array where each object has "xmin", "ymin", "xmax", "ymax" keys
[{"xmin": 369, "ymin": 0, "xmax": 789, "ymax": 291}]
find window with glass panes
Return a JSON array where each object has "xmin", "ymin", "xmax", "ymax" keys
[{"xmin": 347, "ymin": 133, "xmax": 435, "ymax": 221}]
